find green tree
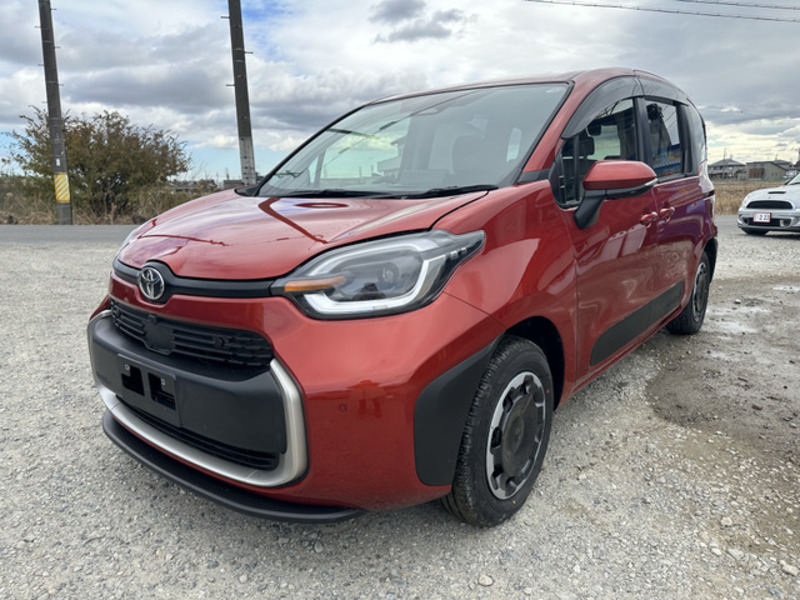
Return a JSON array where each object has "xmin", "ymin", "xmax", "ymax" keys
[{"xmin": 11, "ymin": 108, "xmax": 190, "ymax": 220}]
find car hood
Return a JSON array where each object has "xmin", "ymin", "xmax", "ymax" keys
[
  {"xmin": 743, "ymin": 183, "xmax": 800, "ymax": 207},
  {"xmin": 117, "ymin": 190, "xmax": 486, "ymax": 279}
]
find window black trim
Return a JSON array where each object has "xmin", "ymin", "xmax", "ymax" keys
[
  {"xmin": 517, "ymin": 169, "xmax": 550, "ymax": 184},
  {"xmin": 561, "ymin": 76, "xmax": 644, "ymax": 139}
]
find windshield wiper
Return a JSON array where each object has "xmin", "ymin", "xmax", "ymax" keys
[
  {"xmin": 328, "ymin": 128, "xmax": 378, "ymax": 140},
  {"xmin": 404, "ymin": 184, "xmax": 498, "ymax": 199},
  {"xmin": 278, "ymin": 189, "xmax": 398, "ymax": 199},
  {"xmin": 261, "ymin": 185, "xmax": 498, "ymax": 200}
]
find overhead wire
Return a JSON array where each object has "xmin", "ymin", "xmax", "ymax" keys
[
  {"xmin": 673, "ymin": 0, "xmax": 800, "ymax": 11},
  {"xmin": 524, "ymin": 0, "xmax": 800, "ymax": 23}
]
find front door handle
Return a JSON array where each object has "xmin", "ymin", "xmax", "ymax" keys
[
  {"xmin": 659, "ymin": 206, "xmax": 676, "ymax": 221},
  {"xmin": 641, "ymin": 212, "xmax": 658, "ymax": 225}
]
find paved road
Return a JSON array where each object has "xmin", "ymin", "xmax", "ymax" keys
[
  {"xmin": 713, "ymin": 213, "xmax": 738, "ymax": 235},
  {"xmin": 0, "ymin": 224, "xmax": 136, "ymax": 244}
]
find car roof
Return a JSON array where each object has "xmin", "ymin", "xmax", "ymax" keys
[{"xmin": 369, "ymin": 68, "xmax": 672, "ymax": 105}]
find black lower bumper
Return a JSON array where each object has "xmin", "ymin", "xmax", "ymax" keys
[
  {"xmin": 103, "ymin": 410, "xmax": 362, "ymax": 524},
  {"xmin": 89, "ymin": 315, "xmax": 287, "ymax": 456},
  {"xmin": 738, "ymin": 216, "xmax": 800, "ymax": 233}
]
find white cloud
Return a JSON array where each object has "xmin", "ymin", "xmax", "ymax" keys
[
  {"xmin": 199, "ymin": 134, "xmax": 239, "ymax": 150},
  {"xmin": 265, "ymin": 132, "xmax": 307, "ymax": 154},
  {"xmin": 0, "ymin": 68, "xmax": 46, "ymax": 118}
]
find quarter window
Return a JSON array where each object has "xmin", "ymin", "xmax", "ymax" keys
[{"xmin": 684, "ymin": 103, "xmax": 707, "ymax": 175}]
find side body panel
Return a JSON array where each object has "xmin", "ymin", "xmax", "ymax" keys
[{"xmin": 567, "ymin": 190, "xmax": 660, "ymax": 379}]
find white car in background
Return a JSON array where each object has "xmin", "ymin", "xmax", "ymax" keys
[{"xmin": 738, "ymin": 172, "xmax": 800, "ymax": 235}]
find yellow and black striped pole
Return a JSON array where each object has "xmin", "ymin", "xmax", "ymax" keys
[
  {"xmin": 38, "ymin": 0, "xmax": 72, "ymax": 224},
  {"xmin": 54, "ymin": 171, "xmax": 70, "ymax": 206}
]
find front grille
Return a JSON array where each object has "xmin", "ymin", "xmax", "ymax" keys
[
  {"xmin": 747, "ymin": 200, "xmax": 793, "ymax": 210},
  {"xmin": 110, "ymin": 300, "xmax": 273, "ymax": 369},
  {"xmin": 124, "ymin": 401, "xmax": 279, "ymax": 470}
]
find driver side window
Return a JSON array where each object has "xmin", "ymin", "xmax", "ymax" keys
[{"xmin": 558, "ymin": 98, "xmax": 638, "ymax": 206}]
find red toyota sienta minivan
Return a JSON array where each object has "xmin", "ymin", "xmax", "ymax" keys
[{"xmin": 89, "ymin": 68, "xmax": 717, "ymax": 526}]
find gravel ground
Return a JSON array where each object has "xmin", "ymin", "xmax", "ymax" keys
[{"xmin": 0, "ymin": 216, "xmax": 798, "ymax": 600}]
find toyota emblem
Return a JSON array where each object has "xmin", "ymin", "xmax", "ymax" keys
[{"xmin": 138, "ymin": 266, "xmax": 166, "ymax": 301}]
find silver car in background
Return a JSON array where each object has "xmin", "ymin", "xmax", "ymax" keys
[{"xmin": 738, "ymin": 172, "xmax": 800, "ymax": 235}]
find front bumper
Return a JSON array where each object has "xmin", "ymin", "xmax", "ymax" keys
[
  {"xmin": 738, "ymin": 210, "xmax": 800, "ymax": 232},
  {"xmin": 102, "ymin": 410, "xmax": 361, "ymax": 523},
  {"xmin": 90, "ymin": 272, "xmax": 504, "ymax": 512},
  {"xmin": 89, "ymin": 310, "xmax": 308, "ymax": 488}
]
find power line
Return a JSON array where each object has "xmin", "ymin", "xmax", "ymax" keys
[
  {"xmin": 673, "ymin": 0, "xmax": 800, "ymax": 11},
  {"xmin": 524, "ymin": 0, "xmax": 800, "ymax": 23}
]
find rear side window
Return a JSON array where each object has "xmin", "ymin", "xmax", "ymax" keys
[
  {"xmin": 684, "ymin": 103, "xmax": 707, "ymax": 175},
  {"xmin": 558, "ymin": 98, "xmax": 638, "ymax": 206},
  {"xmin": 645, "ymin": 101, "xmax": 683, "ymax": 178}
]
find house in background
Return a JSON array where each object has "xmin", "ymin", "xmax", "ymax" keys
[
  {"xmin": 746, "ymin": 160, "xmax": 792, "ymax": 182},
  {"xmin": 171, "ymin": 179, "xmax": 218, "ymax": 194},
  {"xmin": 708, "ymin": 158, "xmax": 746, "ymax": 180}
]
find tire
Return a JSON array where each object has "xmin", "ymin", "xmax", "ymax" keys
[
  {"xmin": 666, "ymin": 251, "xmax": 711, "ymax": 335},
  {"xmin": 442, "ymin": 336, "xmax": 553, "ymax": 527},
  {"xmin": 742, "ymin": 228, "xmax": 768, "ymax": 236}
]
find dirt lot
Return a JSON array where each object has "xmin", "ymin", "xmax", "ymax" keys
[{"xmin": 0, "ymin": 217, "xmax": 797, "ymax": 600}]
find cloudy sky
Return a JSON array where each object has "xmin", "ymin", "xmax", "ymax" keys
[{"xmin": 1, "ymin": 0, "xmax": 799, "ymax": 180}]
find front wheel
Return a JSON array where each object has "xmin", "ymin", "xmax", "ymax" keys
[
  {"xmin": 442, "ymin": 336, "xmax": 553, "ymax": 527},
  {"xmin": 666, "ymin": 251, "xmax": 711, "ymax": 335}
]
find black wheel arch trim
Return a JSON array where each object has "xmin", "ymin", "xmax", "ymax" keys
[
  {"xmin": 102, "ymin": 411, "xmax": 362, "ymax": 523},
  {"xmin": 704, "ymin": 238, "xmax": 718, "ymax": 280},
  {"xmin": 414, "ymin": 339, "xmax": 499, "ymax": 486}
]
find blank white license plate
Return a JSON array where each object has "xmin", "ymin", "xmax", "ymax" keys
[{"xmin": 753, "ymin": 212, "xmax": 771, "ymax": 223}]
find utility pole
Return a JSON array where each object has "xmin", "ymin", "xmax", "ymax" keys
[
  {"xmin": 38, "ymin": 0, "xmax": 72, "ymax": 224},
  {"xmin": 226, "ymin": 0, "xmax": 257, "ymax": 186}
]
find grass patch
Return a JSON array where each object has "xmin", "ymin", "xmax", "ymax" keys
[
  {"xmin": 0, "ymin": 176, "xmax": 199, "ymax": 224},
  {"xmin": 714, "ymin": 180, "xmax": 780, "ymax": 215}
]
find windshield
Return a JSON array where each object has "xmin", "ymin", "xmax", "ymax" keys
[
  {"xmin": 787, "ymin": 172, "xmax": 800, "ymax": 185},
  {"xmin": 258, "ymin": 83, "xmax": 569, "ymax": 199}
]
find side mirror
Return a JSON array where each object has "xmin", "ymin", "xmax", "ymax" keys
[{"xmin": 574, "ymin": 161, "xmax": 657, "ymax": 229}]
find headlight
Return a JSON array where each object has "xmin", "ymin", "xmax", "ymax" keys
[{"xmin": 272, "ymin": 230, "xmax": 485, "ymax": 318}]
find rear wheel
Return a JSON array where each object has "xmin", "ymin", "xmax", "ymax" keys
[
  {"xmin": 442, "ymin": 336, "xmax": 553, "ymax": 527},
  {"xmin": 666, "ymin": 251, "xmax": 711, "ymax": 335}
]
